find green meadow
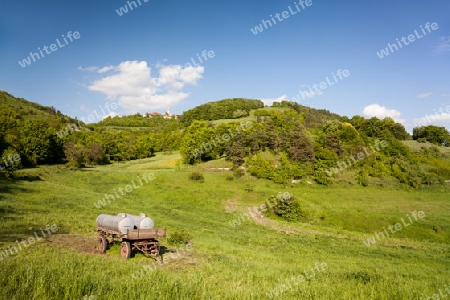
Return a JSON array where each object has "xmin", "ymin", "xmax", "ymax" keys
[{"xmin": 0, "ymin": 152, "xmax": 449, "ymax": 299}]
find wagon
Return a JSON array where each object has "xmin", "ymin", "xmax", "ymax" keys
[{"xmin": 96, "ymin": 226, "xmax": 166, "ymax": 260}]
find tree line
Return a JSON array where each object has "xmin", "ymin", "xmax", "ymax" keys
[
  {"xmin": 0, "ymin": 91, "xmax": 181, "ymax": 173},
  {"xmin": 1, "ymin": 91, "xmax": 449, "ymax": 187},
  {"xmin": 180, "ymin": 103, "xmax": 450, "ymax": 188},
  {"xmin": 179, "ymin": 98, "xmax": 264, "ymax": 126}
]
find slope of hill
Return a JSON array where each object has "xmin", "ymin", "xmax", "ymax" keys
[
  {"xmin": 1, "ymin": 91, "xmax": 449, "ymax": 188},
  {"xmin": 0, "ymin": 90, "xmax": 76, "ymax": 122},
  {"xmin": 0, "ymin": 91, "xmax": 82, "ymax": 167},
  {"xmin": 179, "ymin": 98, "xmax": 265, "ymax": 126}
]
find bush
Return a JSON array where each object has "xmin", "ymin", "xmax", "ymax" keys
[
  {"xmin": 422, "ymin": 172, "xmax": 440, "ymax": 186},
  {"xmin": 64, "ymin": 143, "xmax": 86, "ymax": 168},
  {"xmin": 232, "ymin": 109, "xmax": 249, "ymax": 118},
  {"xmin": 175, "ymin": 159, "xmax": 182, "ymax": 171},
  {"xmin": 226, "ymin": 175, "xmax": 234, "ymax": 181},
  {"xmin": 314, "ymin": 168, "xmax": 330, "ymax": 185},
  {"xmin": 244, "ymin": 184, "xmax": 254, "ymax": 192},
  {"xmin": 357, "ymin": 169, "xmax": 369, "ymax": 187},
  {"xmin": 233, "ymin": 168, "xmax": 245, "ymax": 178},
  {"xmin": 247, "ymin": 153, "xmax": 274, "ymax": 180},
  {"xmin": 1, "ymin": 148, "xmax": 21, "ymax": 177},
  {"xmin": 189, "ymin": 172, "xmax": 204, "ymax": 182},
  {"xmin": 417, "ymin": 138, "xmax": 427, "ymax": 143},
  {"xmin": 167, "ymin": 230, "xmax": 192, "ymax": 245},
  {"xmin": 269, "ymin": 192, "xmax": 304, "ymax": 221}
]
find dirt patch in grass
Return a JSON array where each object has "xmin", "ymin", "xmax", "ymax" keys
[
  {"xmin": 46, "ymin": 234, "xmax": 101, "ymax": 255},
  {"xmin": 45, "ymin": 234, "xmax": 207, "ymax": 267},
  {"xmin": 225, "ymin": 200, "xmax": 237, "ymax": 213}
]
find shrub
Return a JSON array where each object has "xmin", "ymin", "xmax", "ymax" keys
[
  {"xmin": 417, "ymin": 138, "xmax": 427, "ymax": 143},
  {"xmin": 226, "ymin": 175, "xmax": 234, "ymax": 181},
  {"xmin": 244, "ymin": 184, "xmax": 254, "ymax": 192},
  {"xmin": 391, "ymin": 164, "xmax": 408, "ymax": 184},
  {"xmin": 167, "ymin": 230, "xmax": 192, "ymax": 245},
  {"xmin": 357, "ymin": 169, "xmax": 369, "ymax": 187},
  {"xmin": 175, "ymin": 159, "xmax": 182, "ymax": 171},
  {"xmin": 269, "ymin": 192, "xmax": 304, "ymax": 221},
  {"xmin": 86, "ymin": 143, "xmax": 109, "ymax": 165},
  {"xmin": 233, "ymin": 168, "xmax": 245, "ymax": 178},
  {"xmin": 1, "ymin": 148, "xmax": 21, "ymax": 177},
  {"xmin": 430, "ymin": 167, "xmax": 450, "ymax": 180},
  {"xmin": 422, "ymin": 172, "xmax": 440, "ymax": 186},
  {"xmin": 428, "ymin": 146, "xmax": 442, "ymax": 158},
  {"xmin": 314, "ymin": 168, "xmax": 330, "ymax": 185},
  {"xmin": 247, "ymin": 153, "xmax": 274, "ymax": 180},
  {"xmin": 232, "ymin": 109, "xmax": 249, "ymax": 118},
  {"xmin": 189, "ymin": 172, "xmax": 204, "ymax": 182}
]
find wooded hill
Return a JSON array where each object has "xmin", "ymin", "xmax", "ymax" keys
[{"xmin": 1, "ymin": 91, "xmax": 449, "ymax": 188}]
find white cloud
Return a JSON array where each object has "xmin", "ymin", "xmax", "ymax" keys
[
  {"xmin": 85, "ymin": 61, "xmax": 204, "ymax": 112},
  {"xmin": 295, "ymin": 84, "xmax": 323, "ymax": 99},
  {"xmin": 434, "ymin": 36, "xmax": 450, "ymax": 54},
  {"xmin": 260, "ymin": 95, "xmax": 288, "ymax": 106},
  {"xmin": 79, "ymin": 65, "xmax": 116, "ymax": 74},
  {"xmin": 417, "ymin": 92, "xmax": 433, "ymax": 99},
  {"xmin": 301, "ymin": 90, "xmax": 323, "ymax": 98},
  {"xmin": 98, "ymin": 65, "xmax": 116, "ymax": 73},
  {"xmin": 78, "ymin": 66, "xmax": 98, "ymax": 72},
  {"xmin": 412, "ymin": 113, "xmax": 450, "ymax": 127},
  {"xmin": 441, "ymin": 94, "xmax": 450, "ymax": 97},
  {"xmin": 363, "ymin": 104, "xmax": 404, "ymax": 123}
]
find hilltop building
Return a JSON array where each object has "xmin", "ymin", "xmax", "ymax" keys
[{"xmin": 144, "ymin": 108, "xmax": 178, "ymax": 119}]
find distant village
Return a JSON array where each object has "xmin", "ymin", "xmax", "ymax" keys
[{"xmin": 143, "ymin": 108, "xmax": 178, "ymax": 120}]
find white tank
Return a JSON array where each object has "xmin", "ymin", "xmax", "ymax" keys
[
  {"xmin": 126, "ymin": 213, "xmax": 155, "ymax": 229},
  {"xmin": 96, "ymin": 214, "xmax": 134, "ymax": 234}
]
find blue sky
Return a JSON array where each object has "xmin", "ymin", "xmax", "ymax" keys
[{"xmin": 0, "ymin": 0, "xmax": 449, "ymax": 130}]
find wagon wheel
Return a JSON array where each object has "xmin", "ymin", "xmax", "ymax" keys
[
  {"xmin": 121, "ymin": 241, "xmax": 132, "ymax": 259},
  {"xmin": 98, "ymin": 235, "xmax": 108, "ymax": 253}
]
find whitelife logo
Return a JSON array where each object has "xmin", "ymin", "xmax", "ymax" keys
[
  {"xmin": 0, "ymin": 225, "xmax": 59, "ymax": 261},
  {"xmin": 376, "ymin": 22, "xmax": 439, "ymax": 58},
  {"xmin": 291, "ymin": 69, "xmax": 350, "ymax": 102},
  {"xmin": 94, "ymin": 173, "xmax": 155, "ymax": 209},
  {"xmin": 250, "ymin": 0, "xmax": 313, "ymax": 35},
  {"xmin": 0, "ymin": 153, "xmax": 20, "ymax": 171},
  {"xmin": 56, "ymin": 102, "xmax": 118, "ymax": 139},
  {"xmin": 326, "ymin": 140, "xmax": 388, "ymax": 177},
  {"xmin": 363, "ymin": 211, "xmax": 425, "ymax": 247},
  {"xmin": 116, "ymin": 0, "xmax": 149, "ymax": 16},
  {"xmin": 18, "ymin": 31, "xmax": 81, "ymax": 68}
]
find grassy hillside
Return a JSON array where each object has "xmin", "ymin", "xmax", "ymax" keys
[
  {"xmin": 210, "ymin": 107, "xmax": 288, "ymax": 125},
  {"xmin": 0, "ymin": 90, "xmax": 77, "ymax": 123},
  {"xmin": 0, "ymin": 152, "xmax": 449, "ymax": 299},
  {"xmin": 402, "ymin": 140, "xmax": 450, "ymax": 155}
]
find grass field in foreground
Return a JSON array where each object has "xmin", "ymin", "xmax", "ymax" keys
[{"xmin": 0, "ymin": 152, "xmax": 449, "ymax": 299}]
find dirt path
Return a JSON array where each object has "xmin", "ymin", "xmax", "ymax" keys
[
  {"xmin": 238, "ymin": 206, "xmax": 421, "ymax": 249},
  {"xmin": 46, "ymin": 234, "xmax": 102, "ymax": 255},
  {"xmin": 249, "ymin": 212, "xmax": 351, "ymax": 239}
]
